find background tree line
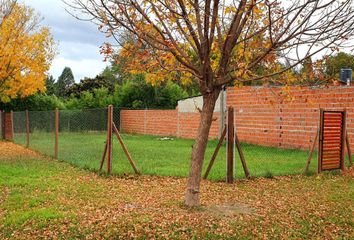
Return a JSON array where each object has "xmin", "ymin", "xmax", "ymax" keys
[
  {"xmin": 1, "ymin": 51, "xmax": 352, "ymax": 112},
  {"xmin": 0, "ymin": 59, "xmax": 192, "ymax": 111}
]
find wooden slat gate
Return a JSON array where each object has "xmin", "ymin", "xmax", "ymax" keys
[{"xmin": 318, "ymin": 109, "xmax": 346, "ymax": 172}]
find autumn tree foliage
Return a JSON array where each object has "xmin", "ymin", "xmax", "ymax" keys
[
  {"xmin": 70, "ymin": 0, "xmax": 354, "ymax": 206},
  {"xmin": 325, "ymin": 52, "xmax": 354, "ymax": 80},
  {"xmin": 0, "ymin": 0, "xmax": 55, "ymax": 102}
]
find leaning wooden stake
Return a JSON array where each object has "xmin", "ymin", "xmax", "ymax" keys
[
  {"xmin": 112, "ymin": 123, "xmax": 140, "ymax": 174},
  {"xmin": 203, "ymin": 109, "xmax": 249, "ymax": 181},
  {"xmin": 346, "ymin": 131, "xmax": 353, "ymax": 167},
  {"xmin": 235, "ymin": 134, "xmax": 250, "ymax": 179},
  {"xmin": 100, "ymin": 105, "xmax": 139, "ymax": 174},
  {"xmin": 99, "ymin": 139, "xmax": 108, "ymax": 172},
  {"xmin": 226, "ymin": 106, "xmax": 234, "ymax": 184},
  {"xmin": 54, "ymin": 108, "xmax": 59, "ymax": 159},
  {"xmin": 203, "ymin": 125, "xmax": 226, "ymax": 179},
  {"xmin": 25, "ymin": 110, "xmax": 30, "ymax": 148},
  {"xmin": 305, "ymin": 129, "xmax": 319, "ymax": 173}
]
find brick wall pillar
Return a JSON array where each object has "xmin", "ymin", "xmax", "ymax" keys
[
  {"xmin": 0, "ymin": 110, "xmax": 3, "ymax": 139},
  {"xmin": 4, "ymin": 111, "xmax": 13, "ymax": 140}
]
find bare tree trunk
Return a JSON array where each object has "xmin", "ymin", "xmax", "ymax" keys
[{"xmin": 185, "ymin": 89, "xmax": 221, "ymax": 207}]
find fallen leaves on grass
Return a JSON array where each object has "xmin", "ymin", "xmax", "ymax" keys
[
  {"xmin": 0, "ymin": 141, "xmax": 41, "ymax": 160},
  {"xmin": 0, "ymin": 142, "xmax": 353, "ymax": 239}
]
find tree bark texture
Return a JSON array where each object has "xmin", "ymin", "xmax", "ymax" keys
[{"xmin": 185, "ymin": 89, "xmax": 221, "ymax": 206}]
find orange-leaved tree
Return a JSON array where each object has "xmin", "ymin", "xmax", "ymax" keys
[
  {"xmin": 0, "ymin": 0, "xmax": 55, "ymax": 102},
  {"xmin": 70, "ymin": 0, "xmax": 354, "ymax": 206}
]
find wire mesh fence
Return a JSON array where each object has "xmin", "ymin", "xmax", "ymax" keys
[
  {"xmin": 29, "ymin": 110, "xmax": 56, "ymax": 157},
  {"xmin": 11, "ymin": 106, "xmax": 348, "ymax": 181},
  {"xmin": 13, "ymin": 110, "xmax": 56, "ymax": 157},
  {"xmin": 58, "ymin": 108, "xmax": 108, "ymax": 171},
  {"xmin": 13, "ymin": 111, "xmax": 27, "ymax": 146}
]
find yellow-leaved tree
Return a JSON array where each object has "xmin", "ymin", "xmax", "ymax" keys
[{"xmin": 0, "ymin": 0, "xmax": 55, "ymax": 102}]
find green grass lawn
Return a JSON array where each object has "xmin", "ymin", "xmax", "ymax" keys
[
  {"xmin": 13, "ymin": 131, "xmax": 324, "ymax": 180},
  {"xmin": 0, "ymin": 141, "xmax": 353, "ymax": 239}
]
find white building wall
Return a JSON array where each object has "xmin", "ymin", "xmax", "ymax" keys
[{"xmin": 177, "ymin": 91, "xmax": 226, "ymax": 113}]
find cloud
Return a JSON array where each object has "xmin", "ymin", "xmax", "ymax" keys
[
  {"xmin": 22, "ymin": 0, "xmax": 111, "ymax": 81},
  {"xmin": 50, "ymin": 57, "xmax": 108, "ymax": 82}
]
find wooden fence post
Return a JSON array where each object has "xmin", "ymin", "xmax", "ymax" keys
[
  {"xmin": 227, "ymin": 106, "xmax": 234, "ymax": 183},
  {"xmin": 107, "ymin": 105, "xmax": 113, "ymax": 174},
  {"xmin": 26, "ymin": 110, "xmax": 30, "ymax": 148},
  {"xmin": 10, "ymin": 110, "xmax": 14, "ymax": 140},
  {"xmin": 55, "ymin": 108, "xmax": 59, "ymax": 159},
  {"xmin": 317, "ymin": 109, "xmax": 324, "ymax": 174},
  {"xmin": 341, "ymin": 110, "xmax": 347, "ymax": 171}
]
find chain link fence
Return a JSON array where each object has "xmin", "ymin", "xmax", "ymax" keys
[
  {"xmin": 13, "ymin": 110, "xmax": 56, "ymax": 156},
  {"xmin": 10, "ymin": 107, "xmax": 334, "ymax": 181},
  {"xmin": 58, "ymin": 108, "xmax": 108, "ymax": 171},
  {"xmin": 29, "ymin": 110, "xmax": 56, "ymax": 157},
  {"xmin": 13, "ymin": 111, "xmax": 27, "ymax": 146}
]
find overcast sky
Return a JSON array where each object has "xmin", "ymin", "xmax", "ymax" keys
[{"xmin": 22, "ymin": 0, "xmax": 110, "ymax": 82}]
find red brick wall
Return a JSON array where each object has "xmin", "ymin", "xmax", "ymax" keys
[
  {"xmin": 3, "ymin": 112, "xmax": 13, "ymax": 140},
  {"xmin": 178, "ymin": 112, "xmax": 220, "ymax": 139},
  {"xmin": 120, "ymin": 109, "xmax": 220, "ymax": 139},
  {"xmin": 120, "ymin": 85, "xmax": 354, "ymax": 149},
  {"xmin": 227, "ymin": 86, "xmax": 354, "ymax": 149},
  {"xmin": 121, "ymin": 110, "xmax": 178, "ymax": 136},
  {"xmin": 120, "ymin": 110, "xmax": 146, "ymax": 134},
  {"xmin": 145, "ymin": 110, "xmax": 178, "ymax": 136}
]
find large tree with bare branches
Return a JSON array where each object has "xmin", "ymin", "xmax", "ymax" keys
[{"xmin": 69, "ymin": 0, "xmax": 354, "ymax": 206}]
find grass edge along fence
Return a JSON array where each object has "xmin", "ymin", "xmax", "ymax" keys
[{"xmin": 10, "ymin": 106, "xmax": 353, "ymax": 181}]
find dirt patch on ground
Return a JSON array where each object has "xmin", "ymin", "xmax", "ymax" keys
[
  {"xmin": 205, "ymin": 203, "xmax": 253, "ymax": 217},
  {"xmin": 0, "ymin": 141, "xmax": 41, "ymax": 160}
]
